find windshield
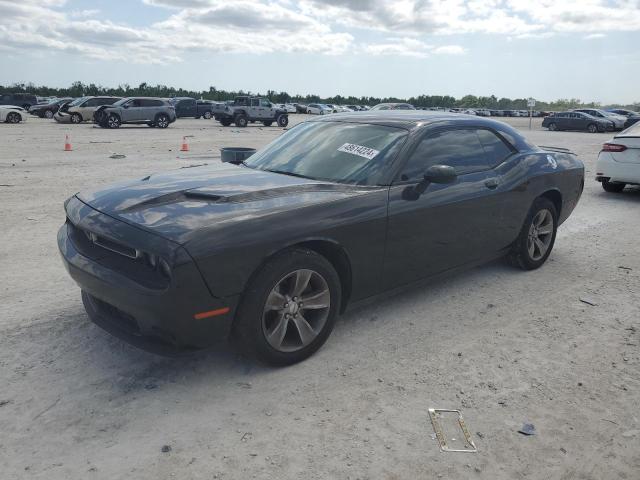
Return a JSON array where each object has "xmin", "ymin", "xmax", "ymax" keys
[
  {"xmin": 243, "ymin": 121, "xmax": 407, "ymax": 185},
  {"xmin": 69, "ymin": 97, "xmax": 88, "ymax": 106},
  {"xmin": 112, "ymin": 98, "xmax": 131, "ymax": 107}
]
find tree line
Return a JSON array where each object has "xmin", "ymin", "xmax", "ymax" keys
[{"xmin": 2, "ymin": 81, "xmax": 637, "ymax": 111}]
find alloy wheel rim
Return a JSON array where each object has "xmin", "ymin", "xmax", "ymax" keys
[
  {"xmin": 527, "ymin": 209, "xmax": 553, "ymax": 261},
  {"xmin": 262, "ymin": 269, "xmax": 331, "ymax": 353}
]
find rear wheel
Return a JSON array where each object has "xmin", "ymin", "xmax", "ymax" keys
[
  {"xmin": 232, "ymin": 248, "xmax": 341, "ymax": 365},
  {"xmin": 548, "ymin": 122, "xmax": 557, "ymax": 131},
  {"xmin": 602, "ymin": 180, "xmax": 625, "ymax": 193},
  {"xmin": 6, "ymin": 112, "xmax": 21, "ymax": 123},
  {"xmin": 587, "ymin": 123, "xmax": 598, "ymax": 133},
  {"xmin": 44, "ymin": 110, "xmax": 54, "ymax": 119},
  {"xmin": 235, "ymin": 114, "xmax": 248, "ymax": 128},
  {"xmin": 508, "ymin": 197, "xmax": 557, "ymax": 270}
]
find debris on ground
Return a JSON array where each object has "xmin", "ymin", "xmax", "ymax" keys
[
  {"xmin": 161, "ymin": 445, "xmax": 172, "ymax": 453},
  {"xmin": 518, "ymin": 423, "xmax": 536, "ymax": 436},
  {"xmin": 109, "ymin": 154, "xmax": 126, "ymax": 159},
  {"xmin": 579, "ymin": 297, "xmax": 598, "ymax": 306}
]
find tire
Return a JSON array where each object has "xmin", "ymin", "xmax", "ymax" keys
[
  {"xmin": 44, "ymin": 110, "xmax": 54, "ymax": 119},
  {"xmin": 6, "ymin": 112, "xmax": 21, "ymax": 123},
  {"xmin": 70, "ymin": 113, "xmax": 82, "ymax": 124},
  {"xmin": 107, "ymin": 114, "xmax": 121, "ymax": 129},
  {"xmin": 235, "ymin": 114, "xmax": 248, "ymax": 128},
  {"xmin": 262, "ymin": 121, "xmax": 273, "ymax": 127},
  {"xmin": 277, "ymin": 115, "xmax": 289, "ymax": 127},
  {"xmin": 507, "ymin": 197, "xmax": 558, "ymax": 270},
  {"xmin": 587, "ymin": 123, "xmax": 598, "ymax": 133},
  {"xmin": 232, "ymin": 248, "xmax": 341, "ymax": 366},
  {"xmin": 155, "ymin": 114, "xmax": 170, "ymax": 128},
  {"xmin": 203, "ymin": 111, "xmax": 212, "ymax": 119},
  {"xmin": 220, "ymin": 119, "xmax": 232, "ymax": 127},
  {"xmin": 548, "ymin": 122, "xmax": 557, "ymax": 131},
  {"xmin": 602, "ymin": 180, "xmax": 625, "ymax": 193}
]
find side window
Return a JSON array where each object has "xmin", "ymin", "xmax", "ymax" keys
[
  {"xmin": 476, "ymin": 129, "xmax": 514, "ymax": 165},
  {"xmin": 250, "ymin": 98, "xmax": 259, "ymax": 107},
  {"xmin": 259, "ymin": 99, "xmax": 271, "ymax": 107},
  {"xmin": 140, "ymin": 99, "xmax": 162, "ymax": 107},
  {"xmin": 399, "ymin": 129, "xmax": 490, "ymax": 181},
  {"xmin": 84, "ymin": 98, "xmax": 98, "ymax": 107}
]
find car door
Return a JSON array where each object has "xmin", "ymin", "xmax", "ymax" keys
[
  {"xmin": 123, "ymin": 99, "xmax": 144, "ymax": 122},
  {"xmin": 383, "ymin": 127, "xmax": 508, "ymax": 288},
  {"xmin": 79, "ymin": 98, "xmax": 101, "ymax": 118},
  {"xmin": 247, "ymin": 98, "xmax": 260, "ymax": 119}
]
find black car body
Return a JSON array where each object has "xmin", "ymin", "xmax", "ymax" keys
[
  {"xmin": 0, "ymin": 93, "xmax": 38, "ymax": 110},
  {"xmin": 58, "ymin": 112, "xmax": 584, "ymax": 363},
  {"xmin": 29, "ymin": 98, "xmax": 73, "ymax": 118},
  {"xmin": 170, "ymin": 97, "xmax": 216, "ymax": 119},
  {"xmin": 542, "ymin": 111, "xmax": 613, "ymax": 133}
]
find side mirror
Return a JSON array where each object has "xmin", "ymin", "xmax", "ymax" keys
[
  {"xmin": 424, "ymin": 165, "xmax": 457, "ymax": 184},
  {"xmin": 123, "ymin": 104, "xmax": 129, "ymax": 109}
]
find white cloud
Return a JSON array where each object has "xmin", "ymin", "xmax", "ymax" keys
[
  {"xmin": 0, "ymin": 0, "xmax": 639, "ymax": 64},
  {"xmin": 584, "ymin": 33, "xmax": 606, "ymax": 39}
]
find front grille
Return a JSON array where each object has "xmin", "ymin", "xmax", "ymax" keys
[{"xmin": 67, "ymin": 219, "xmax": 169, "ymax": 290}]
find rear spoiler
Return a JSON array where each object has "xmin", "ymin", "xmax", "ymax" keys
[{"xmin": 538, "ymin": 145, "xmax": 576, "ymax": 155}]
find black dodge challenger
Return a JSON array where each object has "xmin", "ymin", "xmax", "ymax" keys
[{"xmin": 58, "ymin": 112, "xmax": 584, "ymax": 364}]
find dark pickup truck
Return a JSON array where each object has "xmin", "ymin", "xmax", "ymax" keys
[{"xmin": 170, "ymin": 97, "xmax": 224, "ymax": 119}]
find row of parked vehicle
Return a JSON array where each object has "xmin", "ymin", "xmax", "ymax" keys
[{"xmin": 542, "ymin": 108, "xmax": 640, "ymax": 133}]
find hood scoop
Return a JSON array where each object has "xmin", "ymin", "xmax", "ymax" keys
[{"xmin": 184, "ymin": 183, "xmax": 362, "ymax": 204}]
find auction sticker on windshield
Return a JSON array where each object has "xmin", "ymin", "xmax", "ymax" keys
[{"xmin": 337, "ymin": 143, "xmax": 380, "ymax": 160}]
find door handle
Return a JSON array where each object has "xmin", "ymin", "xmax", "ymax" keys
[{"xmin": 484, "ymin": 178, "xmax": 499, "ymax": 190}]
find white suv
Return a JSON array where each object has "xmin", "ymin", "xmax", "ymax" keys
[{"xmin": 595, "ymin": 122, "xmax": 640, "ymax": 192}]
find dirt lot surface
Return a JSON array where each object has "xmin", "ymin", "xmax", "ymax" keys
[{"xmin": 1, "ymin": 115, "xmax": 639, "ymax": 480}]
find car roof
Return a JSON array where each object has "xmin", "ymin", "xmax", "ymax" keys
[{"xmin": 309, "ymin": 110, "xmax": 506, "ymax": 130}]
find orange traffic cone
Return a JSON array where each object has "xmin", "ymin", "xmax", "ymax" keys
[
  {"xmin": 180, "ymin": 136, "xmax": 189, "ymax": 152},
  {"xmin": 64, "ymin": 134, "xmax": 72, "ymax": 151}
]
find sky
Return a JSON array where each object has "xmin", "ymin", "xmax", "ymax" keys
[{"xmin": 1, "ymin": 0, "xmax": 639, "ymax": 104}]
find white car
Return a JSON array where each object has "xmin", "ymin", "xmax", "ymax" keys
[
  {"xmin": 278, "ymin": 103, "xmax": 297, "ymax": 113},
  {"xmin": 306, "ymin": 103, "xmax": 333, "ymax": 115},
  {"xmin": 595, "ymin": 122, "xmax": 640, "ymax": 192},
  {"xmin": 0, "ymin": 105, "xmax": 27, "ymax": 123}
]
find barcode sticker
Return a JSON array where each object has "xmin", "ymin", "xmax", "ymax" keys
[{"xmin": 337, "ymin": 143, "xmax": 380, "ymax": 160}]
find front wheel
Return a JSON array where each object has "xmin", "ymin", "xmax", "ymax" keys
[
  {"xmin": 155, "ymin": 114, "xmax": 170, "ymax": 128},
  {"xmin": 70, "ymin": 113, "xmax": 82, "ymax": 124},
  {"xmin": 602, "ymin": 180, "xmax": 625, "ymax": 193},
  {"xmin": 548, "ymin": 122, "xmax": 557, "ymax": 131},
  {"xmin": 107, "ymin": 114, "xmax": 121, "ymax": 129},
  {"xmin": 277, "ymin": 115, "xmax": 289, "ymax": 127},
  {"xmin": 508, "ymin": 197, "xmax": 557, "ymax": 270},
  {"xmin": 232, "ymin": 248, "xmax": 341, "ymax": 365},
  {"xmin": 203, "ymin": 111, "xmax": 212, "ymax": 119}
]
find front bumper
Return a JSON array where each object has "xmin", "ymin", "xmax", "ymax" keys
[
  {"xmin": 54, "ymin": 112, "xmax": 73, "ymax": 123},
  {"xmin": 58, "ymin": 197, "xmax": 239, "ymax": 355}
]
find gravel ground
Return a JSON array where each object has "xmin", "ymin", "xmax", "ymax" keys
[{"xmin": 1, "ymin": 115, "xmax": 639, "ymax": 480}]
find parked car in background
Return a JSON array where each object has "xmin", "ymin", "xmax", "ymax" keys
[
  {"xmin": 370, "ymin": 103, "xmax": 415, "ymax": 111},
  {"xmin": 607, "ymin": 109, "xmax": 640, "ymax": 128},
  {"xmin": 277, "ymin": 103, "xmax": 297, "ymax": 113},
  {"xmin": 215, "ymin": 96, "xmax": 289, "ymax": 127},
  {"xmin": 574, "ymin": 109, "xmax": 626, "ymax": 130},
  {"xmin": 169, "ymin": 97, "xmax": 215, "ymax": 119},
  {"xmin": 0, "ymin": 105, "xmax": 27, "ymax": 123},
  {"xmin": 542, "ymin": 111, "xmax": 613, "ymax": 133},
  {"xmin": 489, "ymin": 110, "xmax": 503, "ymax": 116},
  {"xmin": 295, "ymin": 104, "xmax": 308, "ymax": 114},
  {"xmin": 0, "ymin": 93, "xmax": 38, "ymax": 110},
  {"xmin": 306, "ymin": 104, "xmax": 333, "ymax": 115},
  {"xmin": 475, "ymin": 109, "xmax": 491, "ymax": 117},
  {"xmin": 462, "ymin": 109, "xmax": 477, "ymax": 115},
  {"xmin": 29, "ymin": 98, "xmax": 73, "ymax": 119},
  {"xmin": 95, "ymin": 97, "xmax": 176, "ymax": 129},
  {"xmin": 55, "ymin": 96, "xmax": 121, "ymax": 124},
  {"xmin": 595, "ymin": 121, "xmax": 640, "ymax": 192}
]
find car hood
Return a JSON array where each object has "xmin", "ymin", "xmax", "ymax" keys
[{"xmin": 76, "ymin": 164, "xmax": 376, "ymax": 245}]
